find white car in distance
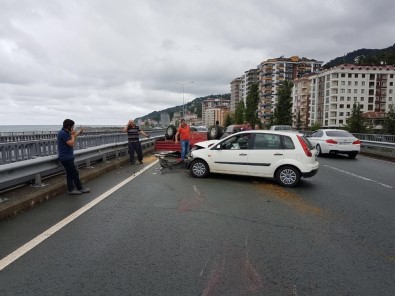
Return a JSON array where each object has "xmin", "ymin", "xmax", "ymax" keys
[
  {"xmin": 307, "ymin": 129, "xmax": 361, "ymax": 158},
  {"xmin": 188, "ymin": 130, "xmax": 319, "ymax": 187}
]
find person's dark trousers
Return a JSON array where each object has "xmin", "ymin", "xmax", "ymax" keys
[
  {"xmin": 128, "ymin": 141, "xmax": 143, "ymax": 163},
  {"xmin": 60, "ymin": 159, "xmax": 82, "ymax": 192}
]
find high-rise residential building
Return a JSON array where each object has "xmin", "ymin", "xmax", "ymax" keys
[
  {"xmin": 257, "ymin": 56, "xmax": 323, "ymax": 125},
  {"xmin": 159, "ymin": 112, "xmax": 171, "ymax": 126},
  {"xmin": 202, "ymin": 97, "xmax": 231, "ymax": 126},
  {"xmin": 230, "ymin": 77, "xmax": 242, "ymax": 112},
  {"xmin": 230, "ymin": 69, "xmax": 259, "ymax": 112},
  {"xmin": 292, "ymin": 74, "xmax": 314, "ymax": 129},
  {"xmin": 308, "ymin": 64, "xmax": 395, "ymax": 128}
]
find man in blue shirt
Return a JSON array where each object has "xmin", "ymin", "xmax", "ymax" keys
[{"xmin": 58, "ymin": 119, "xmax": 90, "ymax": 195}]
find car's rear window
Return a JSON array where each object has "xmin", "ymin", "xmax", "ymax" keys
[
  {"xmin": 282, "ymin": 136, "xmax": 295, "ymax": 149},
  {"xmin": 326, "ymin": 131, "xmax": 353, "ymax": 137}
]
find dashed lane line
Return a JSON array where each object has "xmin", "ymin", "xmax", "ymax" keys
[{"xmin": 324, "ymin": 164, "xmax": 393, "ymax": 189}]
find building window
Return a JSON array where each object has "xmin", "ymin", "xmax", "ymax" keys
[
  {"xmin": 362, "ymin": 81, "xmax": 365, "ymax": 86},
  {"xmin": 340, "ymin": 104, "xmax": 344, "ymax": 108},
  {"xmin": 347, "ymin": 104, "xmax": 351, "ymax": 108},
  {"xmin": 368, "ymin": 105, "xmax": 373, "ymax": 110},
  {"xmin": 339, "ymin": 119, "xmax": 344, "ymax": 124},
  {"xmin": 347, "ymin": 97, "xmax": 351, "ymax": 101},
  {"xmin": 354, "ymin": 97, "xmax": 357, "ymax": 101},
  {"xmin": 348, "ymin": 73, "xmax": 352, "ymax": 78},
  {"xmin": 354, "ymin": 81, "xmax": 358, "ymax": 86},
  {"xmin": 348, "ymin": 89, "xmax": 351, "ymax": 94},
  {"xmin": 341, "ymin": 81, "xmax": 345, "ymax": 86},
  {"xmin": 362, "ymin": 74, "xmax": 365, "ymax": 78},
  {"xmin": 341, "ymin": 73, "xmax": 345, "ymax": 77},
  {"xmin": 354, "ymin": 74, "xmax": 358, "ymax": 78},
  {"xmin": 361, "ymin": 97, "xmax": 364, "ymax": 101},
  {"xmin": 340, "ymin": 89, "xmax": 345, "ymax": 93},
  {"xmin": 348, "ymin": 81, "xmax": 352, "ymax": 86},
  {"xmin": 361, "ymin": 89, "xmax": 365, "ymax": 94},
  {"xmin": 354, "ymin": 89, "xmax": 358, "ymax": 94}
]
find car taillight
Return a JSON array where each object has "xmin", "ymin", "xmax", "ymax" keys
[
  {"xmin": 326, "ymin": 139, "xmax": 338, "ymax": 144},
  {"xmin": 352, "ymin": 139, "xmax": 361, "ymax": 145},
  {"xmin": 297, "ymin": 135, "xmax": 313, "ymax": 157}
]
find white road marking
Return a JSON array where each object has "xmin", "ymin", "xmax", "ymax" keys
[
  {"xmin": 359, "ymin": 155, "xmax": 395, "ymax": 165},
  {"xmin": 324, "ymin": 164, "xmax": 394, "ymax": 189},
  {"xmin": 0, "ymin": 160, "xmax": 159, "ymax": 271}
]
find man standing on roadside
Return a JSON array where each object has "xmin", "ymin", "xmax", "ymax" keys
[
  {"xmin": 175, "ymin": 119, "xmax": 194, "ymax": 161},
  {"xmin": 123, "ymin": 119, "xmax": 150, "ymax": 164},
  {"xmin": 57, "ymin": 119, "xmax": 90, "ymax": 195}
]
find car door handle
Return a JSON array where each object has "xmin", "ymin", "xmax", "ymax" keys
[
  {"xmin": 239, "ymin": 153, "xmax": 248, "ymax": 156},
  {"xmin": 274, "ymin": 153, "xmax": 283, "ymax": 156}
]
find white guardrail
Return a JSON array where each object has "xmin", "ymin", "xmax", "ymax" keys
[{"xmin": 0, "ymin": 137, "xmax": 158, "ymax": 192}]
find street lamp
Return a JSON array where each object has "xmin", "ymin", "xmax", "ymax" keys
[{"xmin": 176, "ymin": 81, "xmax": 194, "ymax": 118}]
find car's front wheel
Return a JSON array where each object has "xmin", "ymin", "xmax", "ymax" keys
[
  {"xmin": 275, "ymin": 166, "xmax": 301, "ymax": 187},
  {"xmin": 190, "ymin": 159, "xmax": 209, "ymax": 178}
]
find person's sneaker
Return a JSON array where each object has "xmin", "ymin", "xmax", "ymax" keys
[
  {"xmin": 68, "ymin": 190, "xmax": 82, "ymax": 195},
  {"xmin": 139, "ymin": 160, "xmax": 143, "ymax": 164},
  {"xmin": 80, "ymin": 188, "xmax": 90, "ymax": 193}
]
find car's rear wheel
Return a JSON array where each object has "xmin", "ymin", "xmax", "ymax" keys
[
  {"xmin": 165, "ymin": 124, "xmax": 177, "ymax": 140},
  {"xmin": 316, "ymin": 144, "xmax": 323, "ymax": 156},
  {"xmin": 190, "ymin": 159, "xmax": 209, "ymax": 178},
  {"xmin": 275, "ymin": 166, "xmax": 301, "ymax": 187},
  {"xmin": 348, "ymin": 152, "xmax": 358, "ymax": 158}
]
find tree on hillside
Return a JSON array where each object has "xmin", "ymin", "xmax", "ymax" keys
[
  {"xmin": 383, "ymin": 105, "xmax": 395, "ymax": 134},
  {"xmin": 345, "ymin": 103, "xmax": 367, "ymax": 133},
  {"xmin": 272, "ymin": 80, "xmax": 293, "ymax": 125},
  {"xmin": 235, "ymin": 101, "xmax": 245, "ymax": 124},
  {"xmin": 245, "ymin": 83, "xmax": 260, "ymax": 128}
]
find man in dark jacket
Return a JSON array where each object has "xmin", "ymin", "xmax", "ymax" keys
[{"xmin": 57, "ymin": 119, "xmax": 90, "ymax": 195}]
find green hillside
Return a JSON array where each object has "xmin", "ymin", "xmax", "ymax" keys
[
  {"xmin": 323, "ymin": 43, "xmax": 395, "ymax": 68},
  {"xmin": 137, "ymin": 93, "xmax": 230, "ymax": 123}
]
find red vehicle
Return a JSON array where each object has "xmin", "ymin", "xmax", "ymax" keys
[{"xmin": 154, "ymin": 124, "xmax": 209, "ymax": 152}]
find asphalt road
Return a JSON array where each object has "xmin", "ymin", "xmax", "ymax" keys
[{"xmin": 0, "ymin": 154, "xmax": 394, "ymax": 296}]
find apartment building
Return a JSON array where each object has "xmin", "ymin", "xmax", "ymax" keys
[
  {"xmin": 292, "ymin": 74, "xmax": 314, "ymax": 129},
  {"xmin": 230, "ymin": 69, "xmax": 259, "ymax": 112},
  {"xmin": 202, "ymin": 98, "xmax": 230, "ymax": 126},
  {"xmin": 258, "ymin": 56, "xmax": 323, "ymax": 125},
  {"xmin": 308, "ymin": 64, "xmax": 395, "ymax": 128}
]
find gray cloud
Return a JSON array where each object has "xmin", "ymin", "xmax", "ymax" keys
[{"xmin": 0, "ymin": 0, "xmax": 393, "ymax": 125}]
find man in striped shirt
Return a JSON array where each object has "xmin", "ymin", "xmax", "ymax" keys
[{"xmin": 123, "ymin": 119, "xmax": 150, "ymax": 164}]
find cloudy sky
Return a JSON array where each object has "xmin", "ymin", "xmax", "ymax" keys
[{"xmin": 1, "ymin": 0, "xmax": 394, "ymax": 126}]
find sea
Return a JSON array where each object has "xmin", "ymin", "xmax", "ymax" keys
[{"xmin": 0, "ymin": 125, "xmax": 122, "ymax": 135}]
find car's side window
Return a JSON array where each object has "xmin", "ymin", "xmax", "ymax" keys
[
  {"xmin": 253, "ymin": 134, "xmax": 281, "ymax": 150},
  {"xmin": 221, "ymin": 134, "xmax": 250, "ymax": 150}
]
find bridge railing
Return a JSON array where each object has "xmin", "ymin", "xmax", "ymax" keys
[{"xmin": 0, "ymin": 137, "xmax": 159, "ymax": 192}]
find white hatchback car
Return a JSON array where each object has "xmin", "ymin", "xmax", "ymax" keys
[
  {"xmin": 188, "ymin": 130, "xmax": 319, "ymax": 187},
  {"xmin": 307, "ymin": 129, "xmax": 361, "ymax": 158}
]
